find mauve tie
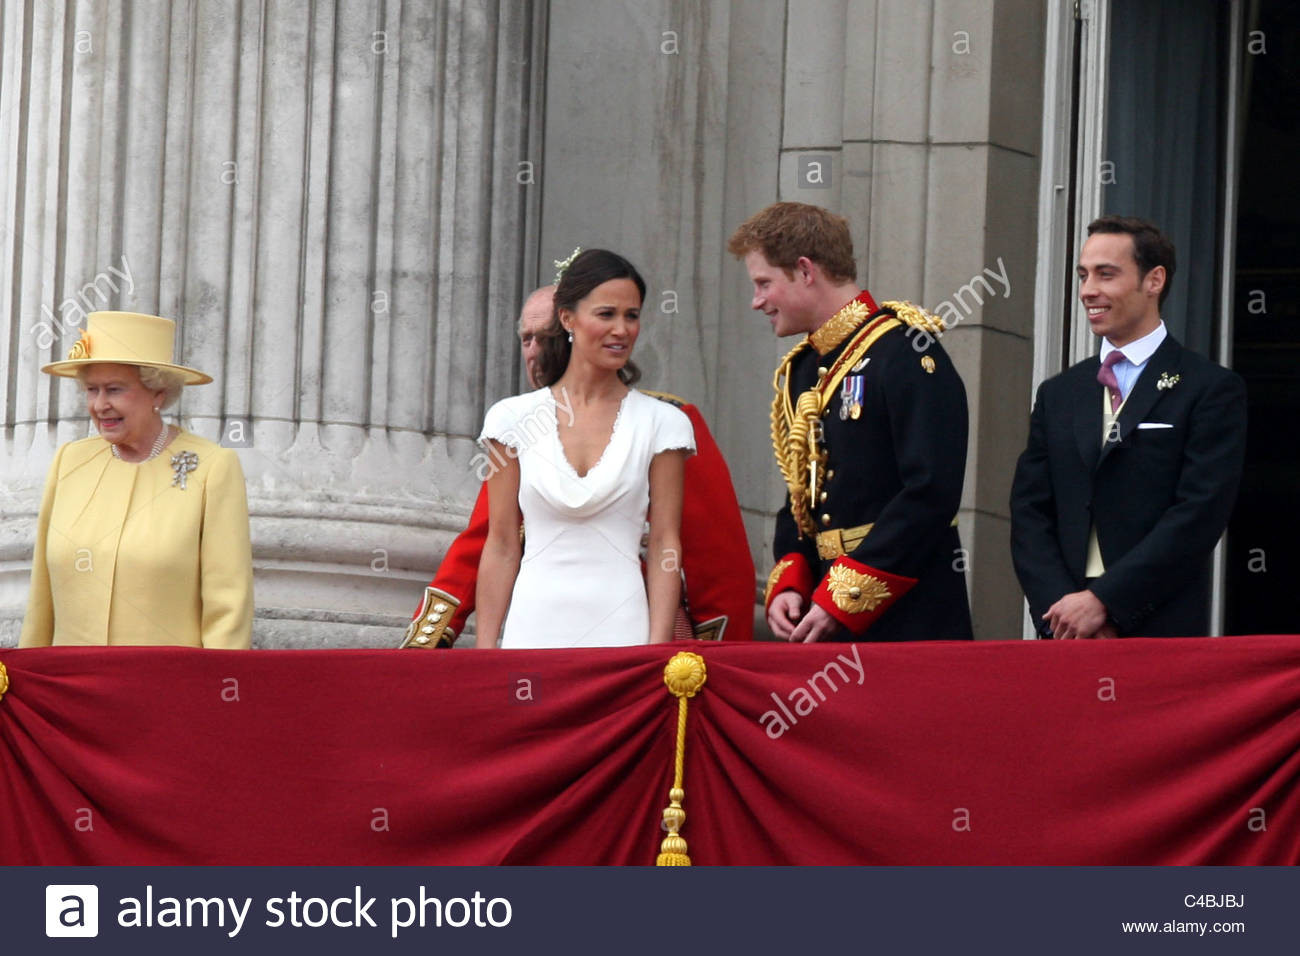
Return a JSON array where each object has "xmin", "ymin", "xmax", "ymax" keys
[{"xmin": 1097, "ymin": 350, "xmax": 1127, "ymax": 413}]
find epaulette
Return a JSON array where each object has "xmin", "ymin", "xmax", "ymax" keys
[
  {"xmin": 881, "ymin": 300, "xmax": 946, "ymax": 335},
  {"xmin": 640, "ymin": 388, "xmax": 687, "ymax": 408}
]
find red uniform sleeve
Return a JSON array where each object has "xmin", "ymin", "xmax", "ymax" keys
[
  {"xmin": 400, "ymin": 483, "xmax": 489, "ymax": 648},
  {"xmin": 810, "ymin": 555, "xmax": 917, "ymax": 636},
  {"xmin": 764, "ymin": 552, "xmax": 815, "ymax": 613},
  {"xmin": 679, "ymin": 403, "xmax": 756, "ymax": 640}
]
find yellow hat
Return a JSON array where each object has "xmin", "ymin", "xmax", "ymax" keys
[{"xmin": 41, "ymin": 311, "xmax": 212, "ymax": 385}]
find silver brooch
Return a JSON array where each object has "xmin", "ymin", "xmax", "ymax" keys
[
  {"xmin": 171, "ymin": 450, "xmax": 199, "ymax": 489},
  {"xmin": 1156, "ymin": 372, "xmax": 1181, "ymax": 391}
]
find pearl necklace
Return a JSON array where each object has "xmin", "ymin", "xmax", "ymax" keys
[{"xmin": 111, "ymin": 423, "xmax": 170, "ymax": 463}]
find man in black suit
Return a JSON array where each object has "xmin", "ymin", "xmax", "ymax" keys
[{"xmin": 1011, "ymin": 216, "xmax": 1246, "ymax": 639}]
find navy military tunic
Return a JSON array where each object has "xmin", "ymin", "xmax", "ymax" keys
[{"xmin": 767, "ymin": 295, "xmax": 974, "ymax": 641}]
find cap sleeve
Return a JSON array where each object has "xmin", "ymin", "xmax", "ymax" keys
[
  {"xmin": 653, "ymin": 402, "xmax": 696, "ymax": 457},
  {"xmin": 478, "ymin": 396, "xmax": 521, "ymax": 449}
]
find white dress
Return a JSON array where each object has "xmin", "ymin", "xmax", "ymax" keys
[{"xmin": 478, "ymin": 387, "xmax": 696, "ymax": 648}]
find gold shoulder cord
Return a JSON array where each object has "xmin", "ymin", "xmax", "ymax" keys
[
  {"xmin": 770, "ymin": 301, "xmax": 945, "ymax": 539},
  {"xmin": 770, "ymin": 340, "xmax": 817, "ymax": 536},
  {"xmin": 881, "ymin": 300, "xmax": 946, "ymax": 337}
]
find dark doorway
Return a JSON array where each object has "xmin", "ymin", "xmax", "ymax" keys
[{"xmin": 1225, "ymin": 0, "xmax": 1300, "ymax": 634}]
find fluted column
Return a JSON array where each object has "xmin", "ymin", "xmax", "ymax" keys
[{"xmin": 0, "ymin": 0, "xmax": 544, "ymax": 646}]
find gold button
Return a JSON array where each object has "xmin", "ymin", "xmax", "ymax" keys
[
  {"xmin": 819, "ymin": 491, "xmax": 828, "ymax": 503},
  {"xmin": 817, "ymin": 366, "xmax": 828, "ymax": 378},
  {"xmin": 826, "ymin": 469, "xmax": 835, "ymax": 480},
  {"xmin": 821, "ymin": 514, "xmax": 831, "ymax": 526},
  {"xmin": 848, "ymin": 586, "xmax": 861, "ymax": 599},
  {"xmin": 426, "ymin": 612, "xmax": 442, "ymax": 623},
  {"xmin": 433, "ymin": 602, "xmax": 449, "ymax": 613},
  {"xmin": 420, "ymin": 625, "xmax": 435, "ymax": 635},
  {"xmin": 415, "ymin": 635, "xmax": 430, "ymax": 645}
]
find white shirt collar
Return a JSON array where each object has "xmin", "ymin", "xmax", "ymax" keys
[{"xmin": 1101, "ymin": 320, "xmax": 1166, "ymax": 367}]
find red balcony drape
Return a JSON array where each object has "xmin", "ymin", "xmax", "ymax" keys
[{"xmin": 2, "ymin": 637, "xmax": 1297, "ymax": 865}]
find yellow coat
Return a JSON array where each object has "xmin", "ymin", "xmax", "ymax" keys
[{"xmin": 19, "ymin": 429, "xmax": 253, "ymax": 648}]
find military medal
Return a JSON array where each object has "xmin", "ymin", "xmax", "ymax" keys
[{"xmin": 840, "ymin": 375, "xmax": 864, "ymax": 420}]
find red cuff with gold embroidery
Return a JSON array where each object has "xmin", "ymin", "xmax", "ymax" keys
[
  {"xmin": 764, "ymin": 553, "xmax": 815, "ymax": 612},
  {"xmin": 811, "ymin": 556, "xmax": 917, "ymax": 635}
]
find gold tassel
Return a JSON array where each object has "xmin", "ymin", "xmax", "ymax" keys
[{"xmin": 656, "ymin": 651, "xmax": 707, "ymax": 866}]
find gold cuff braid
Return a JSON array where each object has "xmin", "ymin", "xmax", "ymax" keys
[
  {"xmin": 827, "ymin": 565, "xmax": 893, "ymax": 614},
  {"xmin": 764, "ymin": 558, "xmax": 796, "ymax": 606},
  {"xmin": 399, "ymin": 587, "xmax": 461, "ymax": 648}
]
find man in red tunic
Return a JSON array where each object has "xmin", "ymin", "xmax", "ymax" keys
[{"xmin": 402, "ymin": 286, "xmax": 754, "ymax": 647}]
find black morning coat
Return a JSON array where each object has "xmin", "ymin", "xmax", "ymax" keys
[{"xmin": 1010, "ymin": 333, "xmax": 1247, "ymax": 637}]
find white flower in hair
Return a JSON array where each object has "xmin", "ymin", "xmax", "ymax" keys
[{"xmin": 553, "ymin": 246, "xmax": 582, "ymax": 286}]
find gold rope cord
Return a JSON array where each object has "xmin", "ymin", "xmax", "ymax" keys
[
  {"xmin": 656, "ymin": 651, "xmax": 707, "ymax": 866},
  {"xmin": 880, "ymin": 300, "xmax": 946, "ymax": 335},
  {"xmin": 770, "ymin": 342, "xmax": 819, "ymax": 536},
  {"xmin": 771, "ymin": 314, "xmax": 903, "ymax": 538},
  {"xmin": 0, "ymin": 661, "xmax": 8, "ymax": 703}
]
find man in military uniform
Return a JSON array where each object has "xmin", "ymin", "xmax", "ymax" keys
[
  {"xmin": 729, "ymin": 202, "xmax": 972, "ymax": 642},
  {"xmin": 402, "ymin": 285, "xmax": 755, "ymax": 647}
]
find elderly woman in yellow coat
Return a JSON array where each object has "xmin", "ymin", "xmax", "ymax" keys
[{"xmin": 19, "ymin": 311, "xmax": 253, "ymax": 648}]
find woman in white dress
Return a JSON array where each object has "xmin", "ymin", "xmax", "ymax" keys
[{"xmin": 474, "ymin": 250, "xmax": 695, "ymax": 648}]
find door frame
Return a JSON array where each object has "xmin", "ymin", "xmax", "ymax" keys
[{"xmin": 1029, "ymin": 0, "xmax": 1244, "ymax": 637}]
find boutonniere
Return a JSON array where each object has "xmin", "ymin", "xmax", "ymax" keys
[{"xmin": 1156, "ymin": 372, "xmax": 1180, "ymax": 391}]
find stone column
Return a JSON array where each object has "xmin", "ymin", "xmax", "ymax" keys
[
  {"xmin": 542, "ymin": 0, "xmax": 1046, "ymax": 639},
  {"xmin": 0, "ymin": 0, "xmax": 544, "ymax": 646}
]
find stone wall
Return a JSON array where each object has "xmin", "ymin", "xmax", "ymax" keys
[
  {"xmin": 1, "ymin": 0, "xmax": 544, "ymax": 646},
  {"xmin": 2, "ymin": 0, "xmax": 1046, "ymax": 646},
  {"xmin": 541, "ymin": 0, "xmax": 1046, "ymax": 638}
]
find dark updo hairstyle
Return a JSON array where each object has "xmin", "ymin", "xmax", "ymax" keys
[{"xmin": 534, "ymin": 248, "xmax": 646, "ymax": 388}]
